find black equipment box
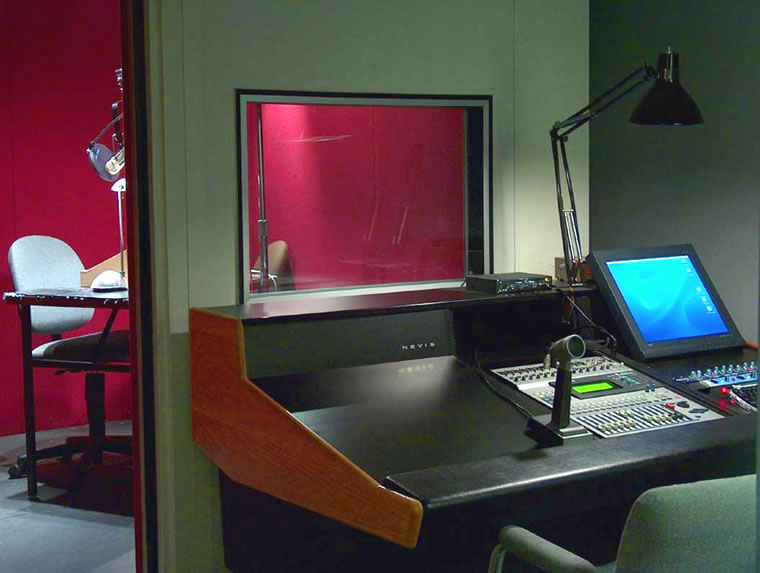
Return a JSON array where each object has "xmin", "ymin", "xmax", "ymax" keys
[{"xmin": 466, "ymin": 272, "xmax": 553, "ymax": 294}]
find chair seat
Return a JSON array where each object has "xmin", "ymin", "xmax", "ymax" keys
[{"xmin": 32, "ymin": 330, "xmax": 130, "ymax": 363}]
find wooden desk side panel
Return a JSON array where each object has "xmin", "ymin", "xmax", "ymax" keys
[
  {"xmin": 189, "ymin": 308, "xmax": 423, "ymax": 548},
  {"xmin": 80, "ymin": 251, "xmax": 129, "ymax": 287}
]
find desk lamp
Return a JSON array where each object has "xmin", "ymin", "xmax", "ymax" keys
[
  {"xmin": 86, "ymin": 67, "xmax": 128, "ymax": 291},
  {"xmin": 86, "ymin": 69, "xmax": 125, "ymax": 182},
  {"xmin": 552, "ymin": 48, "xmax": 703, "ymax": 285},
  {"xmin": 108, "ymin": 177, "xmax": 128, "ymax": 290},
  {"xmin": 86, "ymin": 113, "xmax": 124, "ymax": 182}
]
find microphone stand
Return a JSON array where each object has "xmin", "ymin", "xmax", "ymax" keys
[{"xmin": 526, "ymin": 335, "xmax": 593, "ymax": 446}]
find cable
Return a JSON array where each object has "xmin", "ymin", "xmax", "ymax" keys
[
  {"xmin": 473, "ymin": 350, "xmax": 534, "ymax": 420},
  {"xmin": 88, "ymin": 110, "xmax": 124, "ymax": 149},
  {"xmin": 558, "ymin": 288, "xmax": 618, "ymax": 357}
]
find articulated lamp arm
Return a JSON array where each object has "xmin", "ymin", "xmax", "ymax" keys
[{"xmin": 551, "ymin": 64, "xmax": 656, "ymax": 285}]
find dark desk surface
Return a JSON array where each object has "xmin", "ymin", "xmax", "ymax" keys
[
  {"xmin": 387, "ymin": 414, "xmax": 755, "ymax": 509},
  {"xmin": 255, "ymin": 354, "xmax": 756, "ymax": 519},
  {"xmin": 3, "ymin": 288, "xmax": 129, "ymax": 308},
  {"xmin": 206, "ymin": 285, "xmax": 595, "ymax": 325},
  {"xmin": 257, "ymin": 356, "xmax": 542, "ymax": 483}
]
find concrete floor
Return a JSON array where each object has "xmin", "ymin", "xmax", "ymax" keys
[{"xmin": 0, "ymin": 422, "xmax": 135, "ymax": 573}]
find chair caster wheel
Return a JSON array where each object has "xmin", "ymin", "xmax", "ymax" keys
[{"xmin": 8, "ymin": 462, "xmax": 26, "ymax": 479}]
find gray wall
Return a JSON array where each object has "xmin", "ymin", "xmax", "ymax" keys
[
  {"xmin": 589, "ymin": 0, "xmax": 759, "ymax": 341},
  {"xmin": 146, "ymin": 1, "xmax": 589, "ymax": 570}
]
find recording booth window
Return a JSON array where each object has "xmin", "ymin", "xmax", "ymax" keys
[{"xmin": 236, "ymin": 92, "xmax": 493, "ymax": 301}]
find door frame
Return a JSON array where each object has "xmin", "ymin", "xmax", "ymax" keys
[{"xmin": 121, "ymin": 1, "xmax": 157, "ymax": 571}]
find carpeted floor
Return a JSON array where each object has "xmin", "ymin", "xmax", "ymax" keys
[{"xmin": 0, "ymin": 421, "xmax": 136, "ymax": 573}]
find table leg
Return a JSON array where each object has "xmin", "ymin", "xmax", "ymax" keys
[{"xmin": 18, "ymin": 306, "xmax": 38, "ymax": 500}]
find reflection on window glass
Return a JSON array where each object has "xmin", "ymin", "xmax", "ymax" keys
[{"xmin": 239, "ymin": 95, "xmax": 491, "ymax": 298}]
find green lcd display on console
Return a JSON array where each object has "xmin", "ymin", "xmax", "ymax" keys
[{"xmin": 573, "ymin": 381, "xmax": 615, "ymax": 394}]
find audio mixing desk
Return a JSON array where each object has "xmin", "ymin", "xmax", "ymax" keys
[{"xmin": 490, "ymin": 355, "xmax": 724, "ymax": 438}]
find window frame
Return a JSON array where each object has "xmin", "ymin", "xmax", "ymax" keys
[{"xmin": 236, "ymin": 90, "xmax": 493, "ymax": 302}]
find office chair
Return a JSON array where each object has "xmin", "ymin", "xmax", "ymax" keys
[
  {"xmin": 8, "ymin": 235, "xmax": 131, "ymax": 500},
  {"xmin": 488, "ymin": 473, "xmax": 756, "ymax": 572},
  {"xmin": 251, "ymin": 240, "xmax": 293, "ymax": 291}
]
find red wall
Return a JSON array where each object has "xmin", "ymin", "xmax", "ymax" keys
[
  {"xmin": 0, "ymin": 1, "xmax": 130, "ymax": 436},
  {"xmin": 248, "ymin": 104, "xmax": 465, "ymax": 290}
]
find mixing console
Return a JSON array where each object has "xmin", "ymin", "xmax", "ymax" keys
[
  {"xmin": 491, "ymin": 356, "xmax": 724, "ymax": 438},
  {"xmin": 668, "ymin": 359, "xmax": 758, "ymax": 410},
  {"xmin": 672, "ymin": 361, "xmax": 757, "ymax": 387}
]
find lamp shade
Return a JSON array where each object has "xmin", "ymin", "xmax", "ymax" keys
[
  {"xmin": 629, "ymin": 51, "xmax": 704, "ymax": 125},
  {"xmin": 87, "ymin": 143, "xmax": 121, "ymax": 182}
]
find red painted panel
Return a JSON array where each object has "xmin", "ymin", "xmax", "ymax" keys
[
  {"xmin": 0, "ymin": 1, "xmax": 129, "ymax": 437},
  {"xmin": 248, "ymin": 103, "xmax": 465, "ymax": 291},
  {"xmin": 0, "ymin": 0, "xmax": 22, "ymax": 437}
]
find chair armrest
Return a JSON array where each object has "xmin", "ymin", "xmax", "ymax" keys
[{"xmin": 489, "ymin": 526, "xmax": 596, "ymax": 573}]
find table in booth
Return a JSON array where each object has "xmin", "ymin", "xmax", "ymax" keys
[
  {"xmin": 189, "ymin": 287, "xmax": 755, "ymax": 572},
  {"xmin": 3, "ymin": 287, "xmax": 130, "ymax": 499}
]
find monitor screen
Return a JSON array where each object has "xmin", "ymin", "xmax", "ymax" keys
[{"xmin": 588, "ymin": 245, "xmax": 744, "ymax": 361}]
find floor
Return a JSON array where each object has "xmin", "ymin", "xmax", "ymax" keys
[{"xmin": 0, "ymin": 421, "xmax": 136, "ymax": 573}]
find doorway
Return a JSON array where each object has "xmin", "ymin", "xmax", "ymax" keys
[{"xmin": 0, "ymin": 1, "xmax": 155, "ymax": 571}]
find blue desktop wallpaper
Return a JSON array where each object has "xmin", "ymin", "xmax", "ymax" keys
[{"xmin": 606, "ymin": 255, "xmax": 729, "ymax": 343}]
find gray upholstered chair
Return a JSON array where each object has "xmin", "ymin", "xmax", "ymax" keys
[
  {"xmin": 8, "ymin": 235, "xmax": 131, "ymax": 500},
  {"xmin": 488, "ymin": 474, "xmax": 756, "ymax": 572}
]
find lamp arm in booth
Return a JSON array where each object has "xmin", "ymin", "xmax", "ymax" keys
[{"xmin": 551, "ymin": 64, "xmax": 656, "ymax": 285}]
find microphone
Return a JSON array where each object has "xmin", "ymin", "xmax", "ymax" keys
[
  {"xmin": 547, "ymin": 334, "xmax": 586, "ymax": 366},
  {"xmin": 547, "ymin": 334, "xmax": 584, "ymax": 431},
  {"xmin": 526, "ymin": 334, "xmax": 592, "ymax": 446}
]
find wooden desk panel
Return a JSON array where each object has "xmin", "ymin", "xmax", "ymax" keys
[{"xmin": 190, "ymin": 308, "xmax": 423, "ymax": 548}]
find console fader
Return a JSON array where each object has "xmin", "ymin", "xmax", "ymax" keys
[{"xmin": 491, "ymin": 356, "xmax": 723, "ymax": 438}]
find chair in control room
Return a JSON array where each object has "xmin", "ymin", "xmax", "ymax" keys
[
  {"xmin": 488, "ymin": 473, "xmax": 756, "ymax": 572},
  {"xmin": 7, "ymin": 235, "xmax": 131, "ymax": 500},
  {"xmin": 251, "ymin": 240, "xmax": 293, "ymax": 291}
]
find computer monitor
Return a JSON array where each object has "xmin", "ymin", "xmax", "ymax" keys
[{"xmin": 587, "ymin": 244, "xmax": 745, "ymax": 361}]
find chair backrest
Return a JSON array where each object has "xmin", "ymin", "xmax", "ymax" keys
[
  {"xmin": 615, "ymin": 474, "xmax": 756, "ymax": 572},
  {"xmin": 252, "ymin": 240, "xmax": 293, "ymax": 290},
  {"xmin": 9, "ymin": 235, "xmax": 94, "ymax": 335}
]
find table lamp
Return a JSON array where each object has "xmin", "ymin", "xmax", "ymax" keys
[
  {"xmin": 87, "ymin": 67, "xmax": 128, "ymax": 291},
  {"xmin": 552, "ymin": 48, "xmax": 703, "ymax": 285},
  {"xmin": 86, "ymin": 69, "xmax": 125, "ymax": 182}
]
